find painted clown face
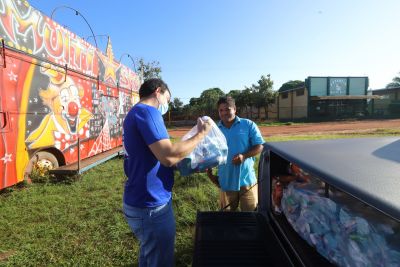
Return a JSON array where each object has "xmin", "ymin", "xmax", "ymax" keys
[
  {"xmin": 38, "ymin": 64, "xmax": 86, "ymax": 134},
  {"xmin": 25, "ymin": 64, "xmax": 93, "ymax": 150},
  {"xmin": 58, "ymin": 84, "xmax": 82, "ymax": 133}
]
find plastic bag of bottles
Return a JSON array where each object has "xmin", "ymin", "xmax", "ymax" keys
[
  {"xmin": 177, "ymin": 116, "xmax": 228, "ymax": 176},
  {"xmin": 281, "ymin": 182, "xmax": 400, "ymax": 267}
]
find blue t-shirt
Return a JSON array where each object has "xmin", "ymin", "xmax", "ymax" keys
[
  {"xmin": 217, "ymin": 116, "xmax": 264, "ymax": 191},
  {"xmin": 123, "ymin": 103, "xmax": 174, "ymax": 208}
]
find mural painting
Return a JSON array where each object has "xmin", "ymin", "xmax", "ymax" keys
[{"xmin": 0, "ymin": 0, "xmax": 140, "ymax": 189}]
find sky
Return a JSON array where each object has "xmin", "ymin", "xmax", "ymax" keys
[{"xmin": 28, "ymin": 0, "xmax": 400, "ymax": 104}]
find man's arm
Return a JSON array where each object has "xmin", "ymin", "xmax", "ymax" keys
[
  {"xmin": 232, "ymin": 121, "xmax": 264, "ymax": 165},
  {"xmin": 149, "ymin": 118, "xmax": 211, "ymax": 167},
  {"xmin": 232, "ymin": 144, "xmax": 263, "ymax": 165}
]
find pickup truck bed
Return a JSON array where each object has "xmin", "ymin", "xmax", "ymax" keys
[{"xmin": 193, "ymin": 137, "xmax": 400, "ymax": 266}]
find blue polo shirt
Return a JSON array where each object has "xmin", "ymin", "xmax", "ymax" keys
[
  {"xmin": 122, "ymin": 103, "xmax": 174, "ymax": 208},
  {"xmin": 217, "ymin": 116, "xmax": 264, "ymax": 191}
]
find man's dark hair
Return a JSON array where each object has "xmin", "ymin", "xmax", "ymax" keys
[
  {"xmin": 139, "ymin": 78, "xmax": 170, "ymax": 99},
  {"xmin": 217, "ymin": 96, "xmax": 236, "ymax": 108}
]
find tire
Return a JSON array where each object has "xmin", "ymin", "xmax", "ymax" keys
[{"xmin": 25, "ymin": 151, "xmax": 59, "ymax": 179}]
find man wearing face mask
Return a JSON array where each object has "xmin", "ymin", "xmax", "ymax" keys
[{"xmin": 122, "ymin": 78, "xmax": 211, "ymax": 267}]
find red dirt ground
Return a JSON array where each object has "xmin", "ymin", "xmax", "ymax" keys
[{"xmin": 168, "ymin": 119, "xmax": 400, "ymax": 138}]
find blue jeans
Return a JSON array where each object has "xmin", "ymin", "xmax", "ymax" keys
[{"xmin": 123, "ymin": 199, "xmax": 175, "ymax": 267}]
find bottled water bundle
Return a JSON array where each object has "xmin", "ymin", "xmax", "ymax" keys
[{"xmin": 281, "ymin": 182, "xmax": 400, "ymax": 267}]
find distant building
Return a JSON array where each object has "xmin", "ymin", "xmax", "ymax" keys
[
  {"xmin": 277, "ymin": 77, "xmax": 380, "ymax": 120},
  {"xmin": 277, "ymin": 85, "xmax": 308, "ymax": 120},
  {"xmin": 371, "ymin": 87, "xmax": 400, "ymax": 116}
]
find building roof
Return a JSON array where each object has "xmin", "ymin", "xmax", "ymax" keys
[
  {"xmin": 264, "ymin": 137, "xmax": 400, "ymax": 222},
  {"xmin": 372, "ymin": 87, "xmax": 400, "ymax": 94},
  {"xmin": 278, "ymin": 86, "xmax": 306, "ymax": 94},
  {"xmin": 306, "ymin": 76, "xmax": 369, "ymax": 78}
]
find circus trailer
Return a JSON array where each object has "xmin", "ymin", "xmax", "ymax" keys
[{"xmin": 0, "ymin": 0, "xmax": 141, "ymax": 190}]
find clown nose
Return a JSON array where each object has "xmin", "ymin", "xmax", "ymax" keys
[{"xmin": 68, "ymin": 102, "xmax": 79, "ymax": 116}]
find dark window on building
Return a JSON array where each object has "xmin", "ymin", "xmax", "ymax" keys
[
  {"xmin": 296, "ymin": 88, "xmax": 304, "ymax": 96},
  {"xmin": 281, "ymin": 92, "xmax": 288, "ymax": 99}
]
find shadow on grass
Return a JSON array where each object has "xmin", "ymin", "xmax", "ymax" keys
[
  {"xmin": 32, "ymin": 172, "xmax": 81, "ymax": 185},
  {"xmin": 0, "ymin": 173, "xmax": 81, "ymax": 196},
  {"xmin": 175, "ymin": 244, "xmax": 194, "ymax": 267},
  {"xmin": 0, "ymin": 181, "xmax": 29, "ymax": 195}
]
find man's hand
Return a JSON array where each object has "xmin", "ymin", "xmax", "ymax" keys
[
  {"xmin": 232, "ymin": 154, "xmax": 244, "ymax": 165},
  {"xmin": 197, "ymin": 117, "xmax": 212, "ymax": 136}
]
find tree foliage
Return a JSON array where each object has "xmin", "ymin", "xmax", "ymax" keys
[
  {"xmin": 132, "ymin": 58, "xmax": 278, "ymax": 121},
  {"xmin": 227, "ymin": 90, "xmax": 245, "ymax": 113},
  {"xmin": 136, "ymin": 58, "xmax": 162, "ymax": 80},
  {"xmin": 181, "ymin": 88, "xmax": 225, "ymax": 119},
  {"xmin": 255, "ymin": 74, "xmax": 276, "ymax": 118},
  {"xmin": 279, "ymin": 80, "xmax": 305, "ymax": 92},
  {"xmin": 170, "ymin": 97, "xmax": 183, "ymax": 112},
  {"xmin": 200, "ymin": 88, "xmax": 225, "ymax": 116},
  {"xmin": 386, "ymin": 73, "xmax": 400, "ymax": 88},
  {"xmin": 171, "ymin": 75, "xmax": 278, "ymax": 121}
]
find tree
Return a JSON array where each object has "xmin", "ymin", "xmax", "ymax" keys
[
  {"xmin": 256, "ymin": 74, "xmax": 276, "ymax": 119},
  {"xmin": 184, "ymin": 88, "xmax": 225, "ymax": 120},
  {"xmin": 279, "ymin": 80, "xmax": 305, "ymax": 92},
  {"xmin": 198, "ymin": 88, "xmax": 225, "ymax": 119},
  {"xmin": 227, "ymin": 89, "xmax": 241, "ymax": 99},
  {"xmin": 136, "ymin": 58, "xmax": 162, "ymax": 80},
  {"xmin": 171, "ymin": 97, "xmax": 183, "ymax": 110},
  {"xmin": 227, "ymin": 90, "xmax": 244, "ymax": 114},
  {"xmin": 246, "ymin": 75, "xmax": 275, "ymax": 120},
  {"xmin": 187, "ymin": 97, "xmax": 202, "ymax": 119},
  {"xmin": 169, "ymin": 97, "xmax": 184, "ymax": 120},
  {"xmin": 241, "ymin": 87, "xmax": 254, "ymax": 119},
  {"xmin": 189, "ymin": 97, "xmax": 201, "ymax": 106},
  {"xmin": 386, "ymin": 73, "xmax": 400, "ymax": 88}
]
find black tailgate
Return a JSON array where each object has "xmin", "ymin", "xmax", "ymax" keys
[{"xmin": 192, "ymin": 211, "xmax": 293, "ymax": 267}]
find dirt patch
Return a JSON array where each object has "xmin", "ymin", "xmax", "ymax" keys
[
  {"xmin": 0, "ymin": 250, "xmax": 15, "ymax": 262},
  {"xmin": 168, "ymin": 119, "xmax": 400, "ymax": 138}
]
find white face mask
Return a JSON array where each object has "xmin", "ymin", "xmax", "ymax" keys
[{"xmin": 157, "ymin": 94, "xmax": 169, "ymax": 115}]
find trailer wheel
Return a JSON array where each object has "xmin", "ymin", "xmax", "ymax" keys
[{"xmin": 25, "ymin": 151, "xmax": 59, "ymax": 180}]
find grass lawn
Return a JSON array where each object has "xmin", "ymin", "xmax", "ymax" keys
[
  {"xmin": 1, "ymin": 132, "xmax": 399, "ymax": 266},
  {"xmin": 266, "ymin": 128, "xmax": 400, "ymax": 142},
  {"xmin": 0, "ymin": 159, "xmax": 219, "ymax": 266}
]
